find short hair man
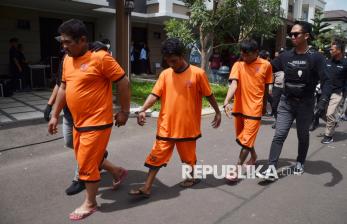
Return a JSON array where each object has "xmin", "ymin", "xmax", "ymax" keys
[
  {"xmin": 321, "ymin": 39, "xmax": 347, "ymax": 144},
  {"xmin": 258, "ymin": 21, "xmax": 331, "ymax": 180},
  {"xmin": 129, "ymin": 38, "xmax": 221, "ymax": 197},
  {"xmin": 223, "ymin": 39, "xmax": 273, "ymax": 182},
  {"xmin": 48, "ymin": 19, "xmax": 130, "ymax": 220}
]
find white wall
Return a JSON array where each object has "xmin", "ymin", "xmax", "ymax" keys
[{"xmin": 95, "ymin": 15, "xmax": 116, "ymax": 57}]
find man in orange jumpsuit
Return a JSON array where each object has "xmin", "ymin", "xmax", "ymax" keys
[
  {"xmin": 224, "ymin": 39, "xmax": 273, "ymax": 182},
  {"xmin": 129, "ymin": 38, "xmax": 221, "ymax": 197},
  {"xmin": 48, "ymin": 19, "xmax": 130, "ymax": 220}
]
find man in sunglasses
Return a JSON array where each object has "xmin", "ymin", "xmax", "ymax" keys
[
  {"xmin": 321, "ymin": 39, "xmax": 347, "ymax": 144},
  {"xmin": 258, "ymin": 20, "xmax": 331, "ymax": 181}
]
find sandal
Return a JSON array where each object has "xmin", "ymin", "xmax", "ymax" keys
[
  {"xmin": 179, "ymin": 178, "xmax": 201, "ymax": 188},
  {"xmin": 112, "ymin": 168, "xmax": 128, "ymax": 190},
  {"xmin": 128, "ymin": 188, "xmax": 151, "ymax": 198},
  {"xmin": 69, "ymin": 207, "xmax": 97, "ymax": 221}
]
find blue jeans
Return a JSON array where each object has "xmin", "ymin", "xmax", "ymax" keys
[
  {"xmin": 268, "ymin": 95, "xmax": 314, "ymax": 167},
  {"xmin": 63, "ymin": 113, "xmax": 79, "ymax": 181}
]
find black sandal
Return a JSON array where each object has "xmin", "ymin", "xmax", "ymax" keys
[{"xmin": 128, "ymin": 188, "xmax": 151, "ymax": 198}]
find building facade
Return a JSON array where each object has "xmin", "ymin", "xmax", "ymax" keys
[{"xmin": 275, "ymin": 0, "xmax": 326, "ymax": 51}]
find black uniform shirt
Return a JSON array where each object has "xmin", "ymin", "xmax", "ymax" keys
[{"xmin": 326, "ymin": 57, "xmax": 347, "ymax": 94}]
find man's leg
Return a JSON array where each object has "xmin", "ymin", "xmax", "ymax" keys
[
  {"xmin": 268, "ymin": 96, "xmax": 295, "ymax": 167},
  {"xmin": 101, "ymin": 159, "xmax": 127, "ymax": 189},
  {"xmin": 295, "ymin": 97, "xmax": 314, "ymax": 173},
  {"xmin": 324, "ymin": 93, "xmax": 344, "ymax": 141},
  {"xmin": 272, "ymin": 87, "xmax": 283, "ymax": 119},
  {"xmin": 71, "ymin": 128, "xmax": 111, "ymax": 217},
  {"xmin": 176, "ymin": 141, "xmax": 200, "ymax": 187},
  {"xmin": 129, "ymin": 140, "xmax": 174, "ymax": 195},
  {"xmin": 63, "ymin": 116, "xmax": 86, "ymax": 195},
  {"xmin": 140, "ymin": 168, "xmax": 160, "ymax": 194}
]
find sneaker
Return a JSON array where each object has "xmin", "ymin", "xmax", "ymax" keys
[
  {"xmin": 321, "ymin": 135, "xmax": 333, "ymax": 144},
  {"xmin": 293, "ymin": 162, "xmax": 304, "ymax": 175},
  {"xmin": 65, "ymin": 180, "xmax": 86, "ymax": 196},
  {"xmin": 256, "ymin": 167, "xmax": 277, "ymax": 181}
]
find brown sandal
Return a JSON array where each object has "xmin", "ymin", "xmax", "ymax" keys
[{"xmin": 179, "ymin": 178, "xmax": 201, "ymax": 188}]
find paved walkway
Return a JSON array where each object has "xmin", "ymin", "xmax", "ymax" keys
[
  {"xmin": 0, "ymin": 91, "xmax": 51, "ymax": 124},
  {"xmin": 0, "ymin": 88, "xmax": 219, "ymax": 126}
]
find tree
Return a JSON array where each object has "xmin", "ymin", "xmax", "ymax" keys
[
  {"xmin": 311, "ymin": 11, "xmax": 331, "ymax": 50},
  {"xmin": 164, "ymin": 0, "xmax": 282, "ymax": 71}
]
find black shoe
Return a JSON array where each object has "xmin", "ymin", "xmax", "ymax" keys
[
  {"xmin": 65, "ymin": 180, "xmax": 86, "ymax": 196},
  {"xmin": 321, "ymin": 135, "xmax": 333, "ymax": 144},
  {"xmin": 271, "ymin": 123, "xmax": 276, "ymax": 129}
]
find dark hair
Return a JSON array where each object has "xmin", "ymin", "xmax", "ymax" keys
[
  {"xmin": 161, "ymin": 38, "xmax": 186, "ymax": 57},
  {"xmin": 331, "ymin": 39, "xmax": 345, "ymax": 53},
  {"xmin": 240, "ymin": 39, "xmax": 259, "ymax": 53},
  {"xmin": 9, "ymin": 37, "xmax": 18, "ymax": 43},
  {"xmin": 293, "ymin": 20, "xmax": 314, "ymax": 40},
  {"xmin": 58, "ymin": 19, "xmax": 88, "ymax": 41},
  {"xmin": 101, "ymin": 38, "xmax": 110, "ymax": 45},
  {"xmin": 259, "ymin": 50, "xmax": 270, "ymax": 59}
]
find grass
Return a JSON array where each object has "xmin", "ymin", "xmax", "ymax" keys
[{"xmin": 130, "ymin": 80, "xmax": 228, "ymax": 111}]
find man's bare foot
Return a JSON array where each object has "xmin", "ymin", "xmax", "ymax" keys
[
  {"xmin": 128, "ymin": 186, "xmax": 151, "ymax": 198},
  {"xmin": 69, "ymin": 203, "xmax": 98, "ymax": 220},
  {"xmin": 112, "ymin": 167, "xmax": 128, "ymax": 189}
]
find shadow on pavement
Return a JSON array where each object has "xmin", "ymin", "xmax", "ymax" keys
[
  {"xmin": 96, "ymin": 170, "xmax": 227, "ymax": 213},
  {"xmin": 256, "ymin": 159, "xmax": 343, "ymax": 187}
]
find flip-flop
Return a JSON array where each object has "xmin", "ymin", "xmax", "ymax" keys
[
  {"xmin": 179, "ymin": 178, "xmax": 201, "ymax": 188},
  {"xmin": 128, "ymin": 188, "xmax": 151, "ymax": 198},
  {"xmin": 69, "ymin": 207, "xmax": 97, "ymax": 221},
  {"xmin": 112, "ymin": 168, "xmax": 128, "ymax": 190}
]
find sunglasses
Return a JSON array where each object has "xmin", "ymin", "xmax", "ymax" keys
[{"xmin": 288, "ymin": 32, "xmax": 304, "ymax": 38}]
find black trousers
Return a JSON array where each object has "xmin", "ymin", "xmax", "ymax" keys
[{"xmin": 268, "ymin": 95, "xmax": 314, "ymax": 167}]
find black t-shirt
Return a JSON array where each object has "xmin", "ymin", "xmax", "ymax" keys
[
  {"xmin": 9, "ymin": 47, "xmax": 20, "ymax": 74},
  {"xmin": 326, "ymin": 58, "xmax": 347, "ymax": 94},
  {"xmin": 271, "ymin": 49, "xmax": 330, "ymax": 99}
]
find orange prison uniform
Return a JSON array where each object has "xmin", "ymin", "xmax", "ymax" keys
[
  {"xmin": 145, "ymin": 65, "xmax": 212, "ymax": 169},
  {"xmin": 229, "ymin": 58, "xmax": 273, "ymax": 149},
  {"xmin": 62, "ymin": 50, "xmax": 125, "ymax": 181}
]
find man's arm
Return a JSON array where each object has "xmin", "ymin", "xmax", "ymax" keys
[
  {"xmin": 206, "ymin": 94, "xmax": 221, "ymax": 128},
  {"xmin": 137, "ymin": 94, "xmax": 159, "ymax": 126},
  {"xmin": 13, "ymin": 58, "xmax": 22, "ymax": 73},
  {"xmin": 224, "ymin": 80, "xmax": 238, "ymax": 105},
  {"xmin": 223, "ymin": 80, "xmax": 238, "ymax": 118},
  {"xmin": 316, "ymin": 55, "xmax": 331, "ymax": 114},
  {"xmin": 44, "ymin": 84, "xmax": 59, "ymax": 121},
  {"xmin": 48, "ymin": 83, "xmax": 67, "ymax": 134},
  {"xmin": 114, "ymin": 76, "xmax": 131, "ymax": 127},
  {"xmin": 262, "ymin": 84, "xmax": 273, "ymax": 115}
]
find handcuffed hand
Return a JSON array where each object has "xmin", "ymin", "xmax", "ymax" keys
[{"xmin": 223, "ymin": 104, "xmax": 233, "ymax": 119}]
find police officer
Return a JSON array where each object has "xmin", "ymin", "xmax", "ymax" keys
[
  {"xmin": 258, "ymin": 21, "xmax": 330, "ymax": 180},
  {"xmin": 321, "ymin": 39, "xmax": 347, "ymax": 144}
]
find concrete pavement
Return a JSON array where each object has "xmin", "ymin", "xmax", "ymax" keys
[{"xmin": 0, "ymin": 114, "xmax": 346, "ymax": 224}]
